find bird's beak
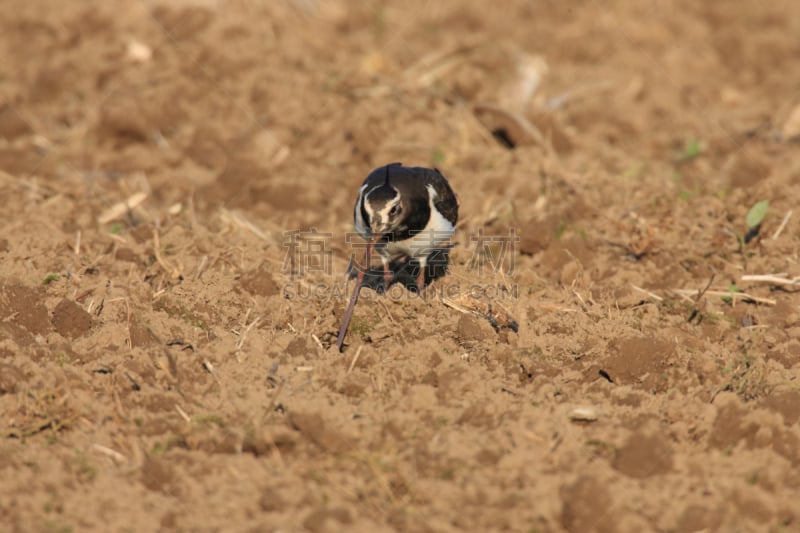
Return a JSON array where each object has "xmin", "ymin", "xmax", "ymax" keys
[
  {"xmin": 364, "ymin": 233, "xmax": 380, "ymax": 267},
  {"xmin": 371, "ymin": 223, "xmax": 390, "ymax": 238}
]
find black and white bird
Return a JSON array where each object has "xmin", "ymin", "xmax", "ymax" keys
[{"xmin": 353, "ymin": 162, "xmax": 459, "ymax": 292}]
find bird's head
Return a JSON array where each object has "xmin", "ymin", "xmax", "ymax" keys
[
  {"xmin": 363, "ymin": 166, "xmax": 407, "ymax": 237},
  {"xmin": 364, "ymin": 185, "xmax": 404, "ymax": 236}
]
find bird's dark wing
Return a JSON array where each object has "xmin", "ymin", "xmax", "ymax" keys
[{"xmin": 421, "ymin": 167, "xmax": 459, "ymax": 226}]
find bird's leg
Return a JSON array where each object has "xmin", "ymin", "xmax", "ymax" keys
[
  {"xmin": 381, "ymin": 255, "xmax": 393, "ymax": 293},
  {"xmin": 415, "ymin": 256, "xmax": 427, "ymax": 295}
]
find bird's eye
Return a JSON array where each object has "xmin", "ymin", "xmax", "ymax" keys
[{"xmin": 389, "ymin": 205, "xmax": 400, "ymax": 217}]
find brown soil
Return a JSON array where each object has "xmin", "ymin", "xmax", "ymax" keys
[{"xmin": 2, "ymin": 1, "xmax": 800, "ymax": 531}]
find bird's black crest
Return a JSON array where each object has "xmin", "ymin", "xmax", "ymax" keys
[
  {"xmin": 368, "ymin": 163, "xmax": 401, "ymax": 203},
  {"xmin": 383, "ymin": 162, "xmax": 403, "ymax": 186}
]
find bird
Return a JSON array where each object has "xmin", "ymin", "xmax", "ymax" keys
[{"xmin": 352, "ymin": 162, "xmax": 459, "ymax": 292}]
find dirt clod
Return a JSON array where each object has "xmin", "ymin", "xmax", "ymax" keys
[
  {"xmin": 612, "ymin": 432, "xmax": 674, "ymax": 478},
  {"xmin": 52, "ymin": 299, "xmax": 93, "ymax": 339}
]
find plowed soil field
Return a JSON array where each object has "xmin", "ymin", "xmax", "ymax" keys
[{"xmin": 2, "ymin": 1, "xmax": 800, "ymax": 531}]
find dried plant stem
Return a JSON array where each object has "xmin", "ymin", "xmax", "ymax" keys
[
  {"xmin": 175, "ymin": 405, "xmax": 191, "ymax": 424},
  {"xmin": 311, "ymin": 334, "xmax": 324, "ymax": 350},
  {"xmin": 219, "ymin": 208, "xmax": 268, "ymax": 241},
  {"xmin": 92, "ymin": 443, "xmax": 127, "ymax": 463},
  {"xmin": 97, "ymin": 192, "xmax": 147, "ymax": 224},
  {"xmin": 234, "ymin": 310, "xmax": 262, "ymax": 359},
  {"xmin": 630, "ymin": 284, "xmax": 664, "ymax": 302},
  {"xmin": 741, "ymin": 274, "xmax": 799, "ymax": 286},
  {"xmin": 771, "ymin": 210, "xmax": 793, "ymax": 240},
  {"xmin": 153, "ymin": 229, "xmax": 181, "ymax": 279},
  {"xmin": 673, "ymin": 288, "xmax": 776, "ymax": 306},
  {"xmin": 347, "ymin": 346, "xmax": 363, "ymax": 374}
]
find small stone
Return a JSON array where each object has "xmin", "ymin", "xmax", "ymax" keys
[
  {"xmin": 568, "ymin": 406, "xmax": 599, "ymax": 422},
  {"xmin": 127, "ymin": 40, "xmax": 153, "ymax": 63}
]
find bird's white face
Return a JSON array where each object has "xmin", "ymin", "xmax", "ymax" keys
[{"xmin": 364, "ymin": 191, "xmax": 403, "ymax": 235}]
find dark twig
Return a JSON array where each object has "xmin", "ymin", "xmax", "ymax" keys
[{"xmin": 335, "ymin": 236, "xmax": 378, "ymax": 352}]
